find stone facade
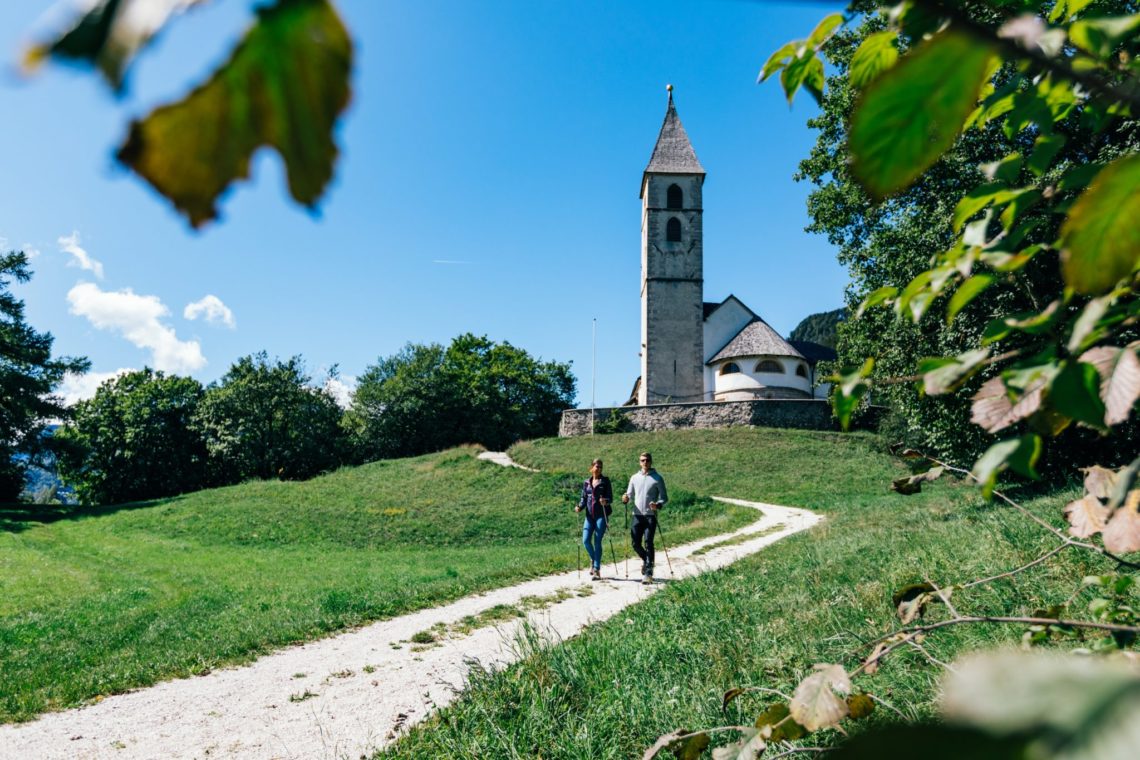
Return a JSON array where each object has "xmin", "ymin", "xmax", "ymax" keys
[{"xmin": 559, "ymin": 399, "xmax": 838, "ymax": 437}]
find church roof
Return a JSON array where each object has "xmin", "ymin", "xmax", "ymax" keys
[
  {"xmin": 643, "ymin": 92, "xmax": 705, "ymax": 185},
  {"xmin": 708, "ymin": 319, "xmax": 805, "ymax": 364}
]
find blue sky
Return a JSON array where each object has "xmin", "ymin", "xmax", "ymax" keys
[{"xmin": 0, "ymin": 0, "xmax": 847, "ymax": 408}]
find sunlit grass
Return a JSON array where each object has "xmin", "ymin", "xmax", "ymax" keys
[
  {"xmin": 386, "ymin": 428, "xmax": 1103, "ymax": 759},
  {"xmin": 0, "ymin": 445, "xmax": 754, "ymax": 722}
]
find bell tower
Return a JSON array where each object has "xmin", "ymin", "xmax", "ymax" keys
[{"xmin": 639, "ymin": 86, "xmax": 705, "ymax": 405}]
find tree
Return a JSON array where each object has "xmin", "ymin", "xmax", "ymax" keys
[
  {"xmin": 789, "ymin": 308, "xmax": 846, "ymax": 349},
  {"xmin": 194, "ymin": 353, "xmax": 347, "ymax": 483},
  {"xmin": 55, "ymin": 369, "xmax": 207, "ymax": 505},
  {"xmin": 348, "ymin": 334, "xmax": 576, "ymax": 459},
  {"xmin": 797, "ymin": 0, "xmax": 1140, "ymax": 468},
  {"xmin": 0, "ymin": 250, "xmax": 88, "ymax": 502}
]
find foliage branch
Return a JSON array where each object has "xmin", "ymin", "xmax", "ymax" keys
[{"xmin": 648, "ymin": 0, "xmax": 1140, "ymax": 757}]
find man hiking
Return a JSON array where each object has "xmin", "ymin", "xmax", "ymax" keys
[{"xmin": 622, "ymin": 451, "xmax": 667, "ymax": 584}]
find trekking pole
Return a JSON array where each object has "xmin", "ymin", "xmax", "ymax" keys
[
  {"xmin": 623, "ymin": 500, "xmax": 630, "ymax": 578},
  {"xmin": 655, "ymin": 513, "xmax": 674, "ymax": 576},
  {"xmin": 575, "ymin": 510, "xmax": 582, "ymax": 580},
  {"xmin": 602, "ymin": 507, "xmax": 619, "ymax": 578}
]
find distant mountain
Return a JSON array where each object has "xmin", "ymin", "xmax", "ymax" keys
[{"xmin": 789, "ymin": 308, "xmax": 845, "ymax": 350}]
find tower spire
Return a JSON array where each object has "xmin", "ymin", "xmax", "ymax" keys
[{"xmin": 642, "ymin": 85, "xmax": 705, "ymax": 197}]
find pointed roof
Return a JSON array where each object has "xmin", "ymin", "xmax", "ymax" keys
[
  {"xmin": 708, "ymin": 319, "xmax": 805, "ymax": 364},
  {"xmin": 641, "ymin": 88, "xmax": 705, "ymax": 195}
]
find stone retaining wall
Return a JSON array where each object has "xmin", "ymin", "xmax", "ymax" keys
[{"xmin": 559, "ymin": 399, "xmax": 838, "ymax": 437}]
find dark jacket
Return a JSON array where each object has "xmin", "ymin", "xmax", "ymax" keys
[{"xmin": 579, "ymin": 476, "xmax": 613, "ymax": 519}]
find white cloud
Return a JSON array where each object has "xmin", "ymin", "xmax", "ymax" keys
[
  {"xmin": 67, "ymin": 282, "xmax": 206, "ymax": 374},
  {"xmin": 58, "ymin": 231, "xmax": 104, "ymax": 279},
  {"xmin": 23, "ymin": 244, "xmax": 41, "ymax": 259},
  {"xmin": 58, "ymin": 368, "xmax": 134, "ymax": 406},
  {"xmin": 324, "ymin": 376, "xmax": 357, "ymax": 409},
  {"xmin": 183, "ymin": 294, "xmax": 236, "ymax": 329}
]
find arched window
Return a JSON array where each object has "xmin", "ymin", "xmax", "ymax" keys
[
  {"xmin": 796, "ymin": 364, "xmax": 808, "ymax": 378},
  {"xmin": 755, "ymin": 360, "xmax": 783, "ymax": 374},
  {"xmin": 666, "ymin": 217, "xmax": 682, "ymax": 242},
  {"xmin": 719, "ymin": 362, "xmax": 741, "ymax": 375},
  {"xmin": 667, "ymin": 184, "xmax": 683, "ymax": 209}
]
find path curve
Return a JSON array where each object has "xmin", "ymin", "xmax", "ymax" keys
[{"xmin": 1, "ymin": 453, "xmax": 821, "ymax": 760}]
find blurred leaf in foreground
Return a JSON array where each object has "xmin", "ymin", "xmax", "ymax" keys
[{"xmin": 116, "ymin": 0, "xmax": 353, "ymax": 228}]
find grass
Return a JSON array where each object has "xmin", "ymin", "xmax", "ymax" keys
[
  {"xmin": 383, "ymin": 427, "xmax": 1122, "ymax": 759},
  {"xmin": 689, "ymin": 523, "xmax": 785, "ymax": 556},
  {"xmin": 0, "ymin": 445, "xmax": 755, "ymax": 723}
]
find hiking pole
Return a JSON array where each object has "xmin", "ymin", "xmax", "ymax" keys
[
  {"xmin": 602, "ymin": 507, "xmax": 619, "ymax": 578},
  {"xmin": 575, "ymin": 510, "xmax": 582, "ymax": 580},
  {"xmin": 654, "ymin": 512, "xmax": 674, "ymax": 577},
  {"xmin": 623, "ymin": 500, "xmax": 630, "ymax": 578}
]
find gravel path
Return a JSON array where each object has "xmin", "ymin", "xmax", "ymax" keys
[{"xmin": 1, "ymin": 454, "xmax": 820, "ymax": 760}]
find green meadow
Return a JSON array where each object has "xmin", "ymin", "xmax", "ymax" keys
[
  {"xmin": 0, "ymin": 445, "xmax": 754, "ymax": 723},
  {"xmin": 385, "ymin": 428, "xmax": 1115, "ymax": 759}
]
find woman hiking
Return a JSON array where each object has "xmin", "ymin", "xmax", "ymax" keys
[{"xmin": 576, "ymin": 458, "xmax": 613, "ymax": 580}]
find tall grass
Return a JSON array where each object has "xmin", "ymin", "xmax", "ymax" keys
[
  {"xmin": 386, "ymin": 429, "xmax": 1106, "ymax": 758},
  {"xmin": 0, "ymin": 446, "xmax": 753, "ymax": 722}
]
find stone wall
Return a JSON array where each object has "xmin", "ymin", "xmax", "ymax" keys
[{"xmin": 559, "ymin": 399, "xmax": 838, "ymax": 437}]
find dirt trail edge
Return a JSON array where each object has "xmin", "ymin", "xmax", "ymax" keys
[{"xmin": 1, "ymin": 453, "xmax": 821, "ymax": 760}]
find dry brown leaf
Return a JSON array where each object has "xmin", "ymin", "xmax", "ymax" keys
[
  {"xmin": 971, "ymin": 376, "xmax": 1045, "ymax": 433},
  {"xmin": 790, "ymin": 664, "xmax": 852, "ymax": 731},
  {"xmin": 1102, "ymin": 491, "xmax": 1140, "ymax": 554},
  {"xmin": 1062, "ymin": 494, "xmax": 1110, "ymax": 538},
  {"xmin": 1084, "ymin": 465, "xmax": 1119, "ymax": 501},
  {"xmin": 1082, "ymin": 345, "xmax": 1140, "ymax": 426}
]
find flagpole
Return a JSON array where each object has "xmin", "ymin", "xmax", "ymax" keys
[{"xmin": 591, "ymin": 317, "xmax": 597, "ymax": 436}]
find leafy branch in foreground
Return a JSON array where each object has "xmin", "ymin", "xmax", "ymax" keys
[
  {"xmin": 22, "ymin": 0, "xmax": 354, "ymax": 228},
  {"xmin": 650, "ymin": 0, "xmax": 1140, "ymax": 756}
]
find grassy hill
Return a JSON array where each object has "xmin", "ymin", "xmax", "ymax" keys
[
  {"xmin": 385, "ymin": 429, "xmax": 1114, "ymax": 759},
  {"xmin": 0, "ymin": 445, "xmax": 754, "ymax": 723}
]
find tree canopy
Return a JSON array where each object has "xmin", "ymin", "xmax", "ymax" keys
[
  {"xmin": 0, "ymin": 250, "xmax": 88, "ymax": 502},
  {"xmin": 56, "ymin": 369, "xmax": 207, "ymax": 505},
  {"xmin": 347, "ymin": 334, "xmax": 576, "ymax": 459},
  {"xmin": 194, "ymin": 353, "xmax": 347, "ymax": 483}
]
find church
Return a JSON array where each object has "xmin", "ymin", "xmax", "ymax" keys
[{"xmin": 633, "ymin": 87, "xmax": 829, "ymax": 406}]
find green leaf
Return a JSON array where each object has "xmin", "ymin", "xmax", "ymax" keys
[
  {"xmin": 24, "ymin": 0, "xmax": 211, "ymax": 92},
  {"xmin": 921, "ymin": 348, "xmax": 991, "ymax": 395},
  {"xmin": 981, "ymin": 153, "xmax": 1022, "ymax": 184},
  {"xmin": 1060, "ymin": 155, "xmax": 1140, "ymax": 295},
  {"xmin": 1070, "ymin": 14, "xmax": 1140, "ymax": 58},
  {"xmin": 998, "ymin": 189, "xmax": 1042, "ymax": 230},
  {"xmin": 850, "ymin": 30, "xmax": 996, "ymax": 200},
  {"xmin": 947, "ymin": 275, "xmax": 996, "ymax": 324},
  {"xmin": 1049, "ymin": 361, "xmax": 1108, "ymax": 430},
  {"xmin": 116, "ymin": 0, "xmax": 353, "ymax": 228},
  {"xmin": 808, "ymin": 13, "xmax": 845, "ymax": 48},
  {"xmin": 972, "ymin": 435, "xmax": 1041, "ymax": 497},
  {"xmin": 1028, "ymin": 133, "xmax": 1066, "ymax": 176},
  {"xmin": 1057, "ymin": 162, "xmax": 1104, "ymax": 193},
  {"xmin": 1067, "ymin": 294, "xmax": 1114, "ymax": 353},
  {"xmin": 754, "ymin": 702, "xmax": 808, "ymax": 742},
  {"xmin": 781, "ymin": 53, "xmax": 825, "ymax": 105},
  {"xmin": 952, "ymin": 183, "xmax": 1009, "ymax": 233},
  {"xmin": 849, "ymin": 31, "xmax": 899, "ymax": 88},
  {"xmin": 856, "ymin": 286, "xmax": 898, "ymax": 318},
  {"xmin": 759, "ymin": 41, "xmax": 798, "ymax": 82},
  {"xmin": 832, "ymin": 359, "xmax": 874, "ymax": 431}
]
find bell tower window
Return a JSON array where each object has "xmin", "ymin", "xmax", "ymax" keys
[
  {"xmin": 667, "ymin": 184, "xmax": 683, "ymax": 209},
  {"xmin": 666, "ymin": 217, "xmax": 682, "ymax": 242}
]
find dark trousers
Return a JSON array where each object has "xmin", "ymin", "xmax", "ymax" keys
[{"xmin": 631, "ymin": 513, "xmax": 657, "ymax": 572}]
